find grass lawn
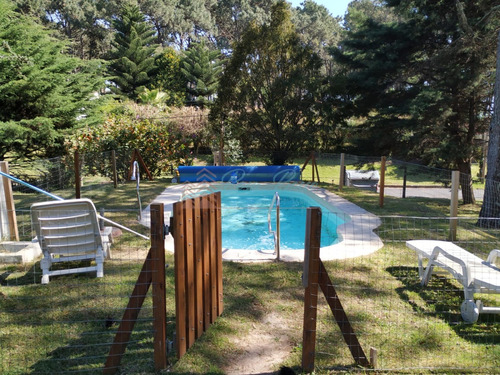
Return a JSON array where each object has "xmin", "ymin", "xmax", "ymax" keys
[{"xmin": 1, "ymin": 170, "xmax": 499, "ymax": 374}]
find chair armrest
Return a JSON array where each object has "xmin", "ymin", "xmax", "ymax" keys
[{"xmin": 486, "ymin": 249, "xmax": 500, "ymax": 265}]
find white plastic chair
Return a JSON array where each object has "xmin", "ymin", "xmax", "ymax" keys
[
  {"xmin": 31, "ymin": 198, "xmax": 111, "ymax": 284},
  {"xmin": 407, "ymin": 240, "xmax": 500, "ymax": 323}
]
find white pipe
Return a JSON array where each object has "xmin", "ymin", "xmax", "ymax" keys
[{"xmin": 0, "ymin": 170, "xmax": 149, "ymax": 240}]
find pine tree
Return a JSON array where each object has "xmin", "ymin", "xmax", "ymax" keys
[
  {"xmin": 108, "ymin": 5, "xmax": 157, "ymax": 100},
  {"xmin": 0, "ymin": 0, "xmax": 104, "ymax": 160},
  {"xmin": 181, "ymin": 41, "xmax": 222, "ymax": 108},
  {"xmin": 210, "ymin": 1, "xmax": 323, "ymax": 165}
]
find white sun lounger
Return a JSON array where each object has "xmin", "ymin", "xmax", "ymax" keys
[
  {"xmin": 406, "ymin": 240, "xmax": 500, "ymax": 323},
  {"xmin": 31, "ymin": 199, "xmax": 111, "ymax": 284}
]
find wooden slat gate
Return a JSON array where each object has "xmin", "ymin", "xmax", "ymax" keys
[{"xmin": 172, "ymin": 191, "xmax": 223, "ymax": 359}]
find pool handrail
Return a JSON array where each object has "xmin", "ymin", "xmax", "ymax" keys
[{"xmin": 267, "ymin": 192, "xmax": 280, "ymax": 260}]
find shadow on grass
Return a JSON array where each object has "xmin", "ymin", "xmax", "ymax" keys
[{"xmin": 387, "ymin": 266, "xmax": 500, "ymax": 344}]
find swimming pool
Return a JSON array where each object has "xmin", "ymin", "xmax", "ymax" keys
[
  {"xmin": 220, "ymin": 188, "xmax": 344, "ymax": 250},
  {"xmin": 177, "ymin": 182, "xmax": 384, "ymax": 261}
]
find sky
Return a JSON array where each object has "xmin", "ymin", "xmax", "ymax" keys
[{"xmin": 289, "ymin": 0, "xmax": 351, "ymax": 18}]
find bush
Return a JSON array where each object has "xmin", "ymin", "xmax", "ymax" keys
[{"xmin": 67, "ymin": 113, "xmax": 195, "ymax": 180}]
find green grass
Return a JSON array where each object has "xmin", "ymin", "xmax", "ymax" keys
[{"xmin": 1, "ymin": 166, "xmax": 499, "ymax": 374}]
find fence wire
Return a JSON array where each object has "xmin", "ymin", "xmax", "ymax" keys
[
  {"xmin": 2, "ymin": 152, "xmax": 500, "ymax": 373},
  {"xmin": 311, "ymin": 213, "xmax": 500, "ymax": 373}
]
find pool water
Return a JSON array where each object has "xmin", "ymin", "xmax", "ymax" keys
[{"xmin": 220, "ymin": 189, "xmax": 344, "ymax": 250}]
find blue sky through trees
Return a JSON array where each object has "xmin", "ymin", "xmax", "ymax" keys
[{"xmin": 289, "ymin": 0, "xmax": 351, "ymax": 17}]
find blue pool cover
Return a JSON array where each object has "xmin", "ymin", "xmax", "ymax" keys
[{"xmin": 178, "ymin": 165, "xmax": 301, "ymax": 183}]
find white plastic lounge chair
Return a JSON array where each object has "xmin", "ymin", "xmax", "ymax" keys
[
  {"xmin": 406, "ymin": 240, "xmax": 500, "ymax": 323},
  {"xmin": 31, "ymin": 199, "xmax": 111, "ymax": 284}
]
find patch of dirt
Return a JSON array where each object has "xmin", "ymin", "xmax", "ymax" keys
[{"xmin": 223, "ymin": 312, "xmax": 294, "ymax": 375}]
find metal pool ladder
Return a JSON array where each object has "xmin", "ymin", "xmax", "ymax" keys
[{"xmin": 267, "ymin": 192, "xmax": 280, "ymax": 260}]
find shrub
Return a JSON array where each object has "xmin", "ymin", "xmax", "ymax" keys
[{"xmin": 67, "ymin": 114, "xmax": 195, "ymax": 180}]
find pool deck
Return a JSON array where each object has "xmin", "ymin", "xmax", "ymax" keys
[{"xmin": 139, "ymin": 182, "xmax": 383, "ymax": 262}]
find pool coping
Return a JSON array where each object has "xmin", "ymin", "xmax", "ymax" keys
[{"xmin": 140, "ymin": 182, "xmax": 383, "ymax": 262}]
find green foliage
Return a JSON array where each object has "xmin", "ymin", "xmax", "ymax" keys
[
  {"xmin": 68, "ymin": 111, "xmax": 195, "ymax": 180},
  {"xmin": 108, "ymin": 4, "xmax": 158, "ymax": 100},
  {"xmin": 211, "ymin": 0, "xmax": 276, "ymax": 49},
  {"xmin": 152, "ymin": 47, "xmax": 187, "ymax": 107},
  {"xmin": 291, "ymin": 0, "xmax": 343, "ymax": 75},
  {"xmin": 211, "ymin": 0, "xmax": 324, "ymax": 165},
  {"xmin": 181, "ymin": 41, "xmax": 222, "ymax": 108},
  {"xmin": 0, "ymin": 0, "xmax": 105, "ymax": 160},
  {"xmin": 332, "ymin": 0, "xmax": 497, "ymax": 168}
]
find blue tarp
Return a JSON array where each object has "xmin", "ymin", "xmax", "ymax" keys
[{"xmin": 178, "ymin": 165, "xmax": 301, "ymax": 183}]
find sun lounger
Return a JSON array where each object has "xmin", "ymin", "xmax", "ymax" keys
[
  {"xmin": 406, "ymin": 240, "xmax": 500, "ymax": 323},
  {"xmin": 31, "ymin": 199, "xmax": 111, "ymax": 284}
]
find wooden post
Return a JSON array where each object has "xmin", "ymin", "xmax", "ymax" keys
[
  {"xmin": 151, "ymin": 203, "xmax": 167, "ymax": 370},
  {"xmin": 112, "ymin": 150, "xmax": 118, "ymax": 188},
  {"xmin": 173, "ymin": 200, "xmax": 187, "ymax": 359},
  {"xmin": 370, "ymin": 347, "xmax": 378, "ymax": 368},
  {"xmin": 339, "ymin": 153, "xmax": 345, "ymax": 191},
  {"xmin": 215, "ymin": 193, "xmax": 223, "ymax": 315},
  {"xmin": 379, "ymin": 156, "xmax": 386, "ymax": 208},
  {"xmin": 193, "ymin": 196, "xmax": 204, "ymax": 338},
  {"xmin": 302, "ymin": 207, "xmax": 322, "ymax": 373},
  {"xmin": 201, "ymin": 195, "xmax": 211, "ymax": 331},
  {"xmin": 0, "ymin": 161, "xmax": 19, "ymax": 241},
  {"xmin": 74, "ymin": 150, "xmax": 81, "ymax": 199},
  {"xmin": 450, "ymin": 171, "xmax": 460, "ymax": 241}
]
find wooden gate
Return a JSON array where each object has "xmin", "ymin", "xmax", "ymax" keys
[{"xmin": 172, "ymin": 191, "xmax": 223, "ymax": 359}]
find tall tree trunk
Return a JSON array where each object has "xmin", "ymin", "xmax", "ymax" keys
[
  {"xmin": 478, "ymin": 30, "xmax": 500, "ymax": 227},
  {"xmin": 458, "ymin": 159, "xmax": 475, "ymax": 204}
]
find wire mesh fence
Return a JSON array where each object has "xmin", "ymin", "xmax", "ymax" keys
[
  {"xmin": 310, "ymin": 213, "xmax": 500, "ymax": 373},
  {"xmin": 2, "ymin": 152, "xmax": 500, "ymax": 373},
  {"xmin": 0, "ymin": 204, "xmax": 174, "ymax": 375}
]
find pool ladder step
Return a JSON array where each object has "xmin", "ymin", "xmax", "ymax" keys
[{"xmin": 267, "ymin": 192, "xmax": 280, "ymax": 260}]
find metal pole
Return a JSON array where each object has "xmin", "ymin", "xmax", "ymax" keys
[
  {"xmin": 0, "ymin": 170, "xmax": 149, "ymax": 240},
  {"xmin": 402, "ymin": 166, "xmax": 407, "ymax": 199}
]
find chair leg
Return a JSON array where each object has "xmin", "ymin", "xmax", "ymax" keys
[
  {"xmin": 40, "ymin": 255, "xmax": 51, "ymax": 284},
  {"xmin": 96, "ymin": 248, "xmax": 104, "ymax": 278}
]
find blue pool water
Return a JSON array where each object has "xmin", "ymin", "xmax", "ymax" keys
[{"xmin": 220, "ymin": 188, "xmax": 344, "ymax": 250}]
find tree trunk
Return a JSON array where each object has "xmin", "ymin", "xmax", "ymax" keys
[
  {"xmin": 478, "ymin": 30, "xmax": 500, "ymax": 227},
  {"xmin": 457, "ymin": 160, "xmax": 475, "ymax": 205}
]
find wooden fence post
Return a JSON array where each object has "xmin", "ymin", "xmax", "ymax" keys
[
  {"xmin": 302, "ymin": 207, "xmax": 322, "ymax": 373},
  {"xmin": 151, "ymin": 203, "xmax": 167, "ymax": 370},
  {"xmin": 74, "ymin": 150, "xmax": 81, "ymax": 199},
  {"xmin": 0, "ymin": 161, "xmax": 19, "ymax": 241},
  {"xmin": 450, "ymin": 171, "xmax": 459, "ymax": 241},
  {"xmin": 379, "ymin": 156, "xmax": 386, "ymax": 208},
  {"xmin": 339, "ymin": 153, "xmax": 345, "ymax": 191}
]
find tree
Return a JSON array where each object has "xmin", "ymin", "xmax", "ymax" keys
[
  {"xmin": 291, "ymin": 0, "xmax": 343, "ymax": 75},
  {"xmin": 152, "ymin": 47, "xmax": 187, "ymax": 107},
  {"xmin": 181, "ymin": 41, "xmax": 222, "ymax": 108},
  {"xmin": 211, "ymin": 0, "xmax": 324, "ymax": 165},
  {"xmin": 331, "ymin": 0, "xmax": 498, "ymax": 203},
  {"xmin": 211, "ymin": 0, "xmax": 276, "ymax": 49},
  {"xmin": 0, "ymin": 0, "xmax": 105, "ymax": 160},
  {"xmin": 479, "ymin": 29, "xmax": 500, "ymax": 226},
  {"xmin": 15, "ymin": 0, "xmax": 116, "ymax": 60},
  {"xmin": 108, "ymin": 5, "xmax": 157, "ymax": 100}
]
